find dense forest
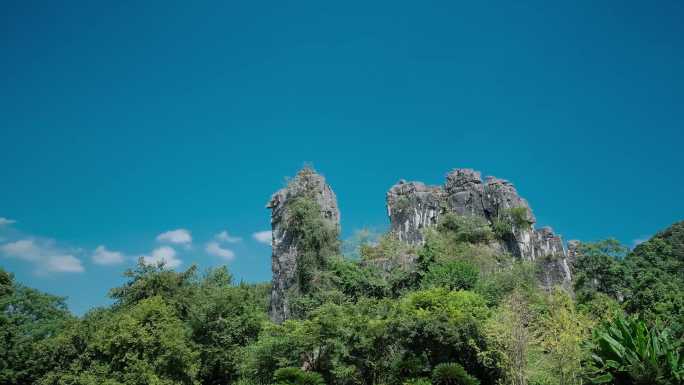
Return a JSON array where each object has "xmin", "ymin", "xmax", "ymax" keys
[{"xmin": 1, "ymin": 191, "xmax": 683, "ymax": 385}]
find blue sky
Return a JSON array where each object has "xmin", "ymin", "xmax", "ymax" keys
[{"xmin": 1, "ymin": 1, "xmax": 683, "ymax": 314}]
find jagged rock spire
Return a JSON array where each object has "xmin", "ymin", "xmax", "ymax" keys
[
  {"xmin": 386, "ymin": 168, "xmax": 572, "ymax": 289},
  {"xmin": 267, "ymin": 167, "xmax": 340, "ymax": 323}
]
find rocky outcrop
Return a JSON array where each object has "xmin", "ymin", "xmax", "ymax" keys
[
  {"xmin": 566, "ymin": 239, "xmax": 581, "ymax": 270},
  {"xmin": 267, "ymin": 168, "xmax": 340, "ymax": 323},
  {"xmin": 532, "ymin": 227, "xmax": 572, "ymax": 290},
  {"xmin": 386, "ymin": 181, "xmax": 444, "ymax": 244},
  {"xmin": 386, "ymin": 168, "xmax": 572, "ymax": 288}
]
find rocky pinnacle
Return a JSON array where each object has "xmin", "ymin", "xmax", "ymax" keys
[
  {"xmin": 386, "ymin": 168, "xmax": 572, "ymax": 289},
  {"xmin": 267, "ymin": 167, "xmax": 340, "ymax": 323}
]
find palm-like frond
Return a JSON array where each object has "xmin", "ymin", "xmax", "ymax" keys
[{"xmin": 587, "ymin": 315, "xmax": 683, "ymax": 385}]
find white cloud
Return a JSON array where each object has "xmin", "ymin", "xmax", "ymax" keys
[
  {"xmin": 252, "ymin": 230, "xmax": 272, "ymax": 245},
  {"xmin": 156, "ymin": 229, "xmax": 192, "ymax": 244},
  {"xmin": 92, "ymin": 245, "xmax": 125, "ymax": 265},
  {"xmin": 0, "ymin": 217, "xmax": 16, "ymax": 226},
  {"xmin": 0, "ymin": 239, "xmax": 85, "ymax": 274},
  {"xmin": 205, "ymin": 241, "xmax": 235, "ymax": 260},
  {"xmin": 46, "ymin": 255, "xmax": 85, "ymax": 273},
  {"xmin": 215, "ymin": 230, "xmax": 241, "ymax": 243},
  {"xmin": 142, "ymin": 246, "xmax": 182, "ymax": 268},
  {"xmin": 1, "ymin": 239, "xmax": 42, "ymax": 261}
]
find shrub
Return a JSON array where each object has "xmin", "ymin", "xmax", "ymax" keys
[
  {"xmin": 274, "ymin": 367, "xmax": 325, "ymax": 385},
  {"xmin": 508, "ymin": 207, "xmax": 532, "ymax": 228},
  {"xmin": 437, "ymin": 213, "xmax": 493, "ymax": 244},
  {"xmin": 432, "ymin": 362, "xmax": 480, "ymax": 385},
  {"xmin": 421, "ymin": 260, "xmax": 479, "ymax": 291},
  {"xmin": 491, "ymin": 207, "xmax": 532, "ymax": 239},
  {"xmin": 327, "ymin": 257, "xmax": 389, "ymax": 299}
]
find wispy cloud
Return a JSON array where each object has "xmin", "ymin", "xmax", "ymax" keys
[
  {"xmin": 92, "ymin": 245, "xmax": 126, "ymax": 265},
  {"xmin": 0, "ymin": 238, "xmax": 84, "ymax": 274},
  {"xmin": 252, "ymin": 230, "xmax": 272, "ymax": 245},
  {"xmin": 215, "ymin": 230, "xmax": 241, "ymax": 243},
  {"xmin": 205, "ymin": 241, "xmax": 235, "ymax": 260},
  {"xmin": 0, "ymin": 217, "xmax": 16, "ymax": 226},
  {"xmin": 142, "ymin": 246, "xmax": 181, "ymax": 268},
  {"xmin": 156, "ymin": 229, "xmax": 192, "ymax": 245}
]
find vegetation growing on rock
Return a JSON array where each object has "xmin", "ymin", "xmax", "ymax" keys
[{"xmin": 1, "ymin": 168, "xmax": 682, "ymax": 385}]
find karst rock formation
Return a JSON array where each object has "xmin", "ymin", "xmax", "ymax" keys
[
  {"xmin": 386, "ymin": 168, "xmax": 572, "ymax": 289},
  {"xmin": 268, "ymin": 167, "xmax": 573, "ymax": 322},
  {"xmin": 267, "ymin": 167, "xmax": 340, "ymax": 323}
]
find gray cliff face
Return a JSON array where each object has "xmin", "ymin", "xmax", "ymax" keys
[
  {"xmin": 444, "ymin": 169, "xmax": 487, "ymax": 218},
  {"xmin": 532, "ymin": 227, "xmax": 572, "ymax": 290},
  {"xmin": 386, "ymin": 181, "xmax": 444, "ymax": 244},
  {"xmin": 267, "ymin": 168, "xmax": 340, "ymax": 323},
  {"xmin": 386, "ymin": 168, "xmax": 572, "ymax": 288},
  {"xmin": 566, "ymin": 240, "xmax": 581, "ymax": 270}
]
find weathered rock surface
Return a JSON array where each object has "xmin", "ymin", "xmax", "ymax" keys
[
  {"xmin": 267, "ymin": 168, "xmax": 340, "ymax": 323},
  {"xmin": 532, "ymin": 227, "xmax": 572, "ymax": 290},
  {"xmin": 386, "ymin": 168, "xmax": 573, "ymax": 288},
  {"xmin": 386, "ymin": 181, "xmax": 444, "ymax": 244}
]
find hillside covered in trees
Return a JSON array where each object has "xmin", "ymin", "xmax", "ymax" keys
[{"xmin": 1, "ymin": 168, "xmax": 682, "ymax": 385}]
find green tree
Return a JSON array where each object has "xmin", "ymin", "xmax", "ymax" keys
[
  {"xmin": 0, "ymin": 268, "xmax": 73, "ymax": 385},
  {"xmin": 109, "ymin": 260, "xmax": 199, "ymax": 317},
  {"xmin": 481, "ymin": 291, "xmax": 534, "ymax": 385},
  {"xmin": 622, "ymin": 222, "xmax": 684, "ymax": 336},
  {"xmin": 395, "ymin": 289, "xmax": 493, "ymax": 383},
  {"xmin": 534, "ymin": 289, "xmax": 592, "ymax": 385},
  {"xmin": 572, "ymin": 239, "xmax": 627, "ymax": 304},
  {"xmin": 189, "ymin": 267, "xmax": 269, "ymax": 385},
  {"xmin": 39, "ymin": 296, "xmax": 199, "ymax": 385},
  {"xmin": 421, "ymin": 260, "xmax": 479, "ymax": 291}
]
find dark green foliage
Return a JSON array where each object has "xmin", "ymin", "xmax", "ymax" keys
[
  {"xmin": 109, "ymin": 260, "xmax": 199, "ymax": 316},
  {"xmin": 327, "ymin": 257, "xmax": 389, "ymax": 299},
  {"xmin": 585, "ymin": 315, "xmax": 683, "ymax": 385},
  {"xmin": 0, "ymin": 268, "xmax": 72, "ymax": 385},
  {"xmin": 1, "ymin": 211, "xmax": 681, "ymax": 385},
  {"xmin": 27, "ymin": 263, "xmax": 269, "ymax": 385},
  {"xmin": 0, "ymin": 268, "xmax": 12, "ymax": 297},
  {"xmin": 38, "ymin": 296, "xmax": 200, "ymax": 385},
  {"xmin": 396, "ymin": 289, "xmax": 494, "ymax": 383},
  {"xmin": 572, "ymin": 239, "xmax": 628, "ymax": 304},
  {"xmin": 244, "ymin": 289, "xmax": 496, "ymax": 385},
  {"xmin": 421, "ymin": 260, "xmax": 479, "ymax": 291},
  {"xmin": 287, "ymin": 197, "xmax": 340, "ymax": 293},
  {"xmin": 432, "ymin": 362, "xmax": 480, "ymax": 385},
  {"xmin": 274, "ymin": 367, "xmax": 325, "ymax": 385},
  {"xmin": 574, "ymin": 223, "xmax": 684, "ymax": 337},
  {"xmin": 622, "ymin": 222, "xmax": 684, "ymax": 336},
  {"xmin": 190, "ymin": 268, "xmax": 268, "ymax": 385}
]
